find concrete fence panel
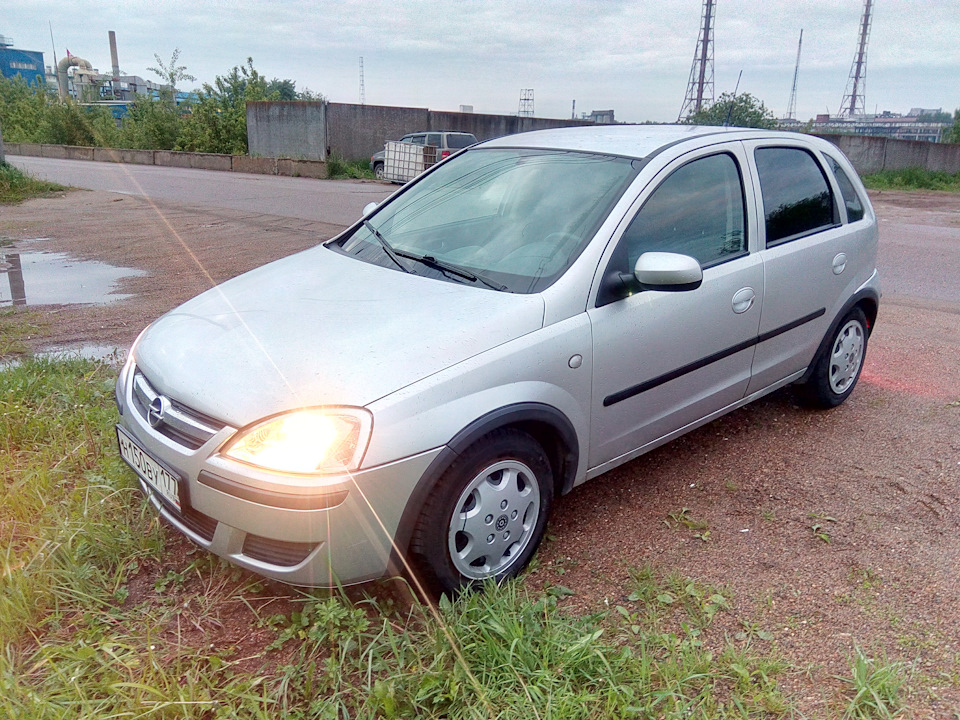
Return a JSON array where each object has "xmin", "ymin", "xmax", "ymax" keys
[
  {"xmin": 63, "ymin": 145, "xmax": 95, "ymax": 160},
  {"xmin": 232, "ymin": 155, "xmax": 277, "ymax": 175},
  {"xmin": 154, "ymin": 151, "xmax": 192, "ymax": 168},
  {"xmin": 926, "ymin": 143, "xmax": 960, "ymax": 173},
  {"xmin": 41, "ymin": 144, "xmax": 68, "ymax": 159},
  {"xmin": 326, "ymin": 103, "xmax": 430, "ymax": 161},
  {"xmin": 92, "ymin": 147, "xmax": 154, "ymax": 164},
  {"xmin": 880, "ymin": 138, "xmax": 932, "ymax": 172},
  {"xmin": 247, "ymin": 101, "xmax": 327, "ymax": 161},
  {"xmin": 188, "ymin": 152, "xmax": 232, "ymax": 171}
]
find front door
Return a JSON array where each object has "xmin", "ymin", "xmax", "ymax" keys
[{"xmin": 588, "ymin": 147, "xmax": 763, "ymax": 472}]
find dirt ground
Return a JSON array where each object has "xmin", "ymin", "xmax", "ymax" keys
[{"xmin": 2, "ymin": 187, "xmax": 959, "ymax": 716}]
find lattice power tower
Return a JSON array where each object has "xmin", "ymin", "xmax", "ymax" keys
[
  {"xmin": 784, "ymin": 30, "xmax": 803, "ymax": 121},
  {"xmin": 518, "ymin": 89, "xmax": 534, "ymax": 117},
  {"xmin": 678, "ymin": 0, "xmax": 716, "ymax": 121},
  {"xmin": 839, "ymin": 0, "xmax": 874, "ymax": 117}
]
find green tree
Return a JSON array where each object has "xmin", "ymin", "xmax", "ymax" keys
[
  {"xmin": 0, "ymin": 75, "xmax": 52, "ymax": 142},
  {"xmin": 175, "ymin": 58, "xmax": 278, "ymax": 155},
  {"xmin": 117, "ymin": 95, "xmax": 182, "ymax": 150},
  {"xmin": 147, "ymin": 48, "xmax": 196, "ymax": 107},
  {"xmin": 686, "ymin": 92, "xmax": 779, "ymax": 129},
  {"xmin": 945, "ymin": 109, "xmax": 960, "ymax": 144},
  {"xmin": 266, "ymin": 78, "xmax": 297, "ymax": 101}
]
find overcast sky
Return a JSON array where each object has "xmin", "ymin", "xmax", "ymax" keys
[{"xmin": 6, "ymin": 0, "xmax": 959, "ymax": 123}]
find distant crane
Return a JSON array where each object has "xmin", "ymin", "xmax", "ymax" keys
[
  {"xmin": 840, "ymin": 0, "xmax": 873, "ymax": 117},
  {"xmin": 678, "ymin": 0, "xmax": 716, "ymax": 121},
  {"xmin": 784, "ymin": 29, "xmax": 803, "ymax": 121}
]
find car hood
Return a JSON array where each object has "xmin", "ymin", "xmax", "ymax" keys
[{"xmin": 134, "ymin": 246, "xmax": 544, "ymax": 427}]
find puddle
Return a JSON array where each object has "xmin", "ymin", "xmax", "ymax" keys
[{"xmin": 0, "ymin": 250, "xmax": 145, "ymax": 306}]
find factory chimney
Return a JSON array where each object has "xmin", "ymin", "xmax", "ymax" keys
[{"xmin": 108, "ymin": 30, "xmax": 120, "ymax": 78}]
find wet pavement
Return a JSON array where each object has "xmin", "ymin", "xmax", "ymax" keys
[{"xmin": 0, "ymin": 243, "xmax": 145, "ymax": 307}]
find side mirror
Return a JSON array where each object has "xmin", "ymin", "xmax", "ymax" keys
[
  {"xmin": 362, "ymin": 201, "xmax": 378, "ymax": 217},
  {"xmin": 634, "ymin": 252, "xmax": 702, "ymax": 292}
]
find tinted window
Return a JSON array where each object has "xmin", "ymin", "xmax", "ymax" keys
[
  {"xmin": 825, "ymin": 155, "xmax": 865, "ymax": 222},
  {"xmin": 755, "ymin": 147, "xmax": 835, "ymax": 245},
  {"xmin": 620, "ymin": 153, "xmax": 746, "ymax": 271},
  {"xmin": 426, "ymin": 134, "xmax": 442, "ymax": 147},
  {"xmin": 446, "ymin": 134, "xmax": 478, "ymax": 149}
]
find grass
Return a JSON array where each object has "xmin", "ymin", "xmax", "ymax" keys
[
  {"xmin": 861, "ymin": 167, "xmax": 960, "ymax": 192},
  {"xmin": 0, "ymin": 352, "xmax": 927, "ymax": 718},
  {"xmin": 0, "ymin": 162, "xmax": 66, "ymax": 204},
  {"xmin": 325, "ymin": 153, "xmax": 375, "ymax": 180},
  {"xmin": 839, "ymin": 648, "xmax": 908, "ymax": 719},
  {"xmin": 0, "ymin": 308, "xmax": 48, "ymax": 356}
]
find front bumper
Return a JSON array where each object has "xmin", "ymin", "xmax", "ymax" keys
[{"xmin": 116, "ymin": 360, "xmax": 441, "ymax": 586}]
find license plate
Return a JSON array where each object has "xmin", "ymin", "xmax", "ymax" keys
[{"xmin": 117, "ymin": 426, "xmax": 182, "ymax": 511}]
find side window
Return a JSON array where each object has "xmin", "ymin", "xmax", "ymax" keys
[
  {"xmin": 620, "ymin": 152, "xmax": 747, "ymax": 271},
  {"xmin": 825, "ymin": 155, "xmax": 865, "ymax": 222},
  {"xmin": 754, "ymin": 147, "xmax": 836, "ymax": 245},
  {"xmin": 408, "ymin": 135, "xmax": 426, "ymax": 146},
  {"xmin": 426, "ymin": 133, "xmax": 442, "ymax": 147}
]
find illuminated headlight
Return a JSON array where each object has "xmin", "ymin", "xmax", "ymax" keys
[{"xmin": 220, "ymin": 407, "xmax": 372, "ymax": 474}]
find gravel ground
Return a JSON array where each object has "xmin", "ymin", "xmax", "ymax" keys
[{"xmin": 2, "ymin": 187, "xmax": 959, "ymax": 716}]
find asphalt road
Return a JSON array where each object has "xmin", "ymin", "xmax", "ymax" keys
[
  {"xmin": 9, "ymin": 156, "xmax": 394, "ymax": 228},
  {"xmin": 10, "ymin": 155, "xmax": 960, "ymax": 307}
]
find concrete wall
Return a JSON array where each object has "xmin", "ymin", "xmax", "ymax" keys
[
  {"xmin": 816, "ymin": 133, "xmax": 960, "ymax": 175},
  {"xmin": 327, "ymin": 103, "xmax": 593, "ymax": 160},
  {"xmin": 247, "ymin": 101, "xmax": 326, "ymax": 161},
  {"xmin": 326, "ymin": 103, "xmax": 429, "ymax": 161},
  {"xmin": 5, "ymin": 143, "xmax": 327, "ymax": 178},
  {"xmin": 249, "ymin": 101, "xmax": 596, "ymax": 161}
]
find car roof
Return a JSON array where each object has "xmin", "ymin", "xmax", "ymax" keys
[{"xmin": 478, "ymin": 125, "xmax": 808, "ymax": 160}]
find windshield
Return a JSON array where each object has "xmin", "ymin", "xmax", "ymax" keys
[{"xmin": 334, "ymin": 148, "xmax": 639, "ymax": 293}]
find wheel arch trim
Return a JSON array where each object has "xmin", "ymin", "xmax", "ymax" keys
[
  {"xmin": 387, "ymin": 402, "xmax": 580, "ymax": 576},
  {"xmin": 798, "ymin": 284, "xmax": 879, "ymax": 385}
]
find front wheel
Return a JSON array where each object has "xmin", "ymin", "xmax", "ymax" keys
[
  {"xmin": 373, "ymin": 162, "xmax": 385, "ymax": 180},
  {"xmin": 797, "ymin": 307, "xmax": 868, "ymax": 408},
  {"xmin": 410, "ymin": 428, "xmax": 553, "ymax": 595}
]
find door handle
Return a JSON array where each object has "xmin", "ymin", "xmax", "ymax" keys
[{"xmin": 732, "ymin": 287, "xmax": 755, "ymax": 314}]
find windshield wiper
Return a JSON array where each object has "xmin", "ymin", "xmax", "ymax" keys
[
  {"xmin": 363, "ymin": 220, "xmax": 412, "ymax": 274},
  {"xmin": 395, "ymin": 251, "xmax": 508, "ymax": 292}
]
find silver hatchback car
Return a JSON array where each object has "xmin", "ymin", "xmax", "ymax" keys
[{"xmin": 116, "ymin": 126, "xmax": 879, "ymax": 594}]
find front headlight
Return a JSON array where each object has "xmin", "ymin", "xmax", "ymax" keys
[{"xmin": 220, "ymin": 407, "xmax": 372, "ymax": 475}]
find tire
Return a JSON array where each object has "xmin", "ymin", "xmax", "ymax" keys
[
  {"xmin": 797, "ymin": 307, "xmax": 868, "ymax": 408},
  {"xmin": 373, "ymin": 162, "xmax": 385, "ymax": 180},
  {"xmin": 410, "ymin": 428, "xmax": 553, "ymax": 595}
]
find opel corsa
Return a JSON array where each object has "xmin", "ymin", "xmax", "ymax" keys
[{"xmin": 116, "ymin": 126, "xmax": 880, "ymax": 593}]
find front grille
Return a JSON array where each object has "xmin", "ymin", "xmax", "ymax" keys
[
  {"xmin": 131, "ymin": 369, "xmax": 226, "ymax": 450},
  {"xmin": 242, "ymin": 535, "xmax": 317, "ymax": 566}
]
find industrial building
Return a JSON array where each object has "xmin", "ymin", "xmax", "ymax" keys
[{"xmin": 0, "ymin": 35, "xmax": 46, "ymax": 86}]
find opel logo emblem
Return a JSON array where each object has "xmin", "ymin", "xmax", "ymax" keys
[{"xmin": 148, "ymin": 396, "xmax": 171, "ymax": 428}]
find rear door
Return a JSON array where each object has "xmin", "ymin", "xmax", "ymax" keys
[
  {"xmin": 587, "ymin": 145, "xmax": 763, "ymax": 472},
  {"xmin": 742, "ymin": 141, "xmax": 855, "ymax": 393}
]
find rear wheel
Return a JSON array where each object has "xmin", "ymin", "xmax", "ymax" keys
[
  {"xmin": 410, "ymin": 428, "xmax": 553, "ymax": 595},
  {"xmin": 798, "ymin": 307, "xmax": 868, "ymax": 408}
]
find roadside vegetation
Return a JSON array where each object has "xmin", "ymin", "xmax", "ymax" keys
[
  {"xmin": 0, "ymin": 351, "xmax": 916, "ymax": 718},
  {"xmin": 0, "ymin": 162, "xmax": 65, "ymax": 204},
  {"xmin": 325, "ymin": 153, "xmax": 375, "ymax": 180},
  {"xmin": 0, "ymin": 54, "xmax": 322, "ymax": 156},
  {"xmin": 861, "ymin": 167, "xmax": 960, "ymax": 192}
]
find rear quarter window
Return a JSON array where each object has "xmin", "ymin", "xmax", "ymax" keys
[
  {"xmin": 754, "ymin": 147, "xmax": 836, "ymax": 246},
  {"xmin": 825, "ymin": 155, "xmax": 866, "ymax": 223},
  {"xmin": 446, "ymin": 134, "xmax": 478, "ymax": 149}
]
